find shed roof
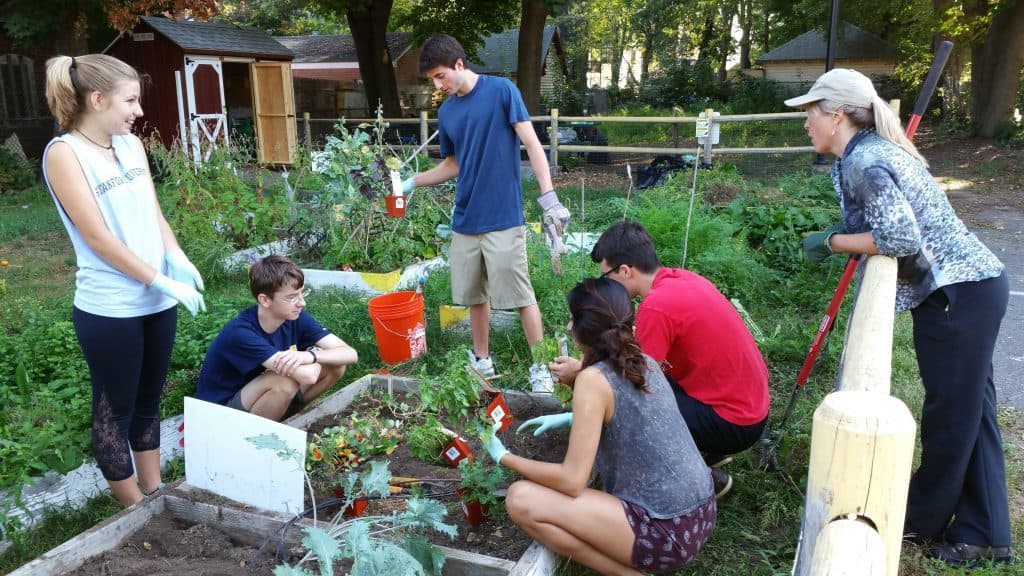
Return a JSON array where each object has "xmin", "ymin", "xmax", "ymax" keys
[
  {"xmin": 469, "ymin": 25, "xmax": 560, "ymax": 75},
  {"xmin": 756, "ymin": 22, "xmax": 895, "ymax": 63},
  {"xmin": 137, "ymin": 15, "xmax": 293, "ymax": 59},
  {"xmin": 274, "ymin": 33, "xmax": 412, "ymax": 64}
]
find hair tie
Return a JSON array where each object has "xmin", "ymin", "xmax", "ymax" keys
[
  {"xmin": 70, "ymin": 56, "xmax": 77, "ymax": 69},
  {"xmin": 611, "ymin": 321, "xmax": 625, "ymax": 329}
]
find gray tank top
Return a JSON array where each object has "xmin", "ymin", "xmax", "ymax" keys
[{"xmin": 594, "ymin": 356, "xmax": 713, "ymax": 518}]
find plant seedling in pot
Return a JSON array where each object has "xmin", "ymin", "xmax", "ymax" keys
[{"xmin": 457, "ymin": 458, "xmax": 510, "ymax": 526}]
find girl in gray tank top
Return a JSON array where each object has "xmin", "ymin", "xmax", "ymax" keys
[{"xmin": 487, "ymin": 278, "xmax": 715, "ymax": 574}]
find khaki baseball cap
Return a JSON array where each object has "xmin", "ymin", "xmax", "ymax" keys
[{"xmin": 784, "ymin": 68, "xmax": 878, "ymax": 109}]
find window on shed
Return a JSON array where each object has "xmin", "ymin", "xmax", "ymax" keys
[{"xmin": 0, "ymin": 54, "xmax": 40, "ymax": 121}]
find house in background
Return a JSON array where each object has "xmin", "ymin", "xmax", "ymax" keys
[
  {"xmin": 754, "ymin": 22, "xmax": 897, "ymax": 87},
  {"xmin": 274, "ymin": 32, "xmax": 421, "ymax": 118},
  {"xmin": 277, "ymin": 25, "xmax": 569, "ymax": 119},
  {"xmin": 104, "ymin": 16, "xmax": 297, "ymax": 164},
  {"xmin": 468, "ymin": 24, "xmax": 568, "ymax": 105}
]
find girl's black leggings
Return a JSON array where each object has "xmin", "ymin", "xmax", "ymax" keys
[{"xmin": 73, "ymin": 306, "xmax": 177, "ymax": 481}]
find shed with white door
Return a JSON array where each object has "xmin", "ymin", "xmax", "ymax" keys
[{"xmin": 103, "ymin": 15, "xmax": 296, "ymax": 164}]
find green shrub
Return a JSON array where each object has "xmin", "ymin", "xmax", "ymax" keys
[
  {"xmin": 725, "ymin": 76, "xmax": 789, "ymax": 114},
  {"xmin": 0, "ymin": 148, "xmax": 36, "ymax": 193}
]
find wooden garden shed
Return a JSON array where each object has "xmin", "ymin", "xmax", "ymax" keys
[
  {"xmin": 755, "ymin": 23, "xmax": 896, "ymax": 88},
  {"xmin": 104, "ymin": 16, "xmax": 297, "ymax": 164}
]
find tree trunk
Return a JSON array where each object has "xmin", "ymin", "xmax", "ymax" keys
[
  {"xmin": 640, "ymin": 34, "xmax": 654, "ymax": 85},
  {"xmin": 971, "ymin": 0, "xmax": 1024, "ymax": 137},
  {"xmin": 517, "ymin": 0, "xmax": 549, "ymax": 114},
  {"xmin": 717, "ymin": 4, "xmax": 737, "ymax": 83},
  {"xmin": 739, "ymin": 0, "xmax": 752, "ymax": 69},
  {"xmin": 346, "ymin": 0, "xmax": 402, "ymax": 117},
  {"xmin": 697, "ymin": 15, "xmax": 715, "ymax": 66}
]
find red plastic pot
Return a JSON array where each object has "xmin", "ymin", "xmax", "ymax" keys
[
  {"xmin": 331, "ymin": 487, "xmax": 368, "ymax": 517},
  {"xmin": 457, "ymin": 488, "xmax": 489, "ymax": 526},
  {"xmin": 483, "ymin": 390, "xmax": 513, "ymax": 433},
  {"xmin": 442, "ymin": 436, "xmax": 474, "ymax": 468},
  {"xmin": 384, "ymin": 195, "xmax": 406, "ymax": 217}
]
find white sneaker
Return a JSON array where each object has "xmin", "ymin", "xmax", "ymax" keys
[
  {"xmin": 529, "ymin": 363, "xmax": 554, "ymax": 393},
  {"xmin": 467, "ymin": 350, "xmax": 496, "ymax": 378}
]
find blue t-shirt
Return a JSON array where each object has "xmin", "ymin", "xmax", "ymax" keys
[
  {"xmin": 438, "ymin": 75, "xmax": 531, "ymax": 234},
  {"xmin": 197, "ymin": 307, "xmax": 330, "ymax": 404}
]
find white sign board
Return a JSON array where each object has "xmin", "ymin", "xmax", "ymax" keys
[
  {"xmin": 695, "ymin": 118, "xmax": 710, "ymax": 139},
  {"xmin": 184, "ymin": 397, "xmax": 306, "ymax": 514}
]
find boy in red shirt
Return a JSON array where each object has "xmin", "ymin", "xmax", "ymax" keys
[{"xmin": 550, "ymin": 221, "xmax": 770, "ymax": 496}]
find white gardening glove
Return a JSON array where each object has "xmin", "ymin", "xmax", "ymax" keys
[
  {"xmin": 401, "ymin": 177, "xmax": 416, "ymax": 194},
  {"xmin": 537, "ymin": 190, "xmax": 571, "ymax": 237},
  {"xmin": 151, "ymin": 273, "xmax": 206, "ymax": 316},
  {"xmin": 165, "ymin": 250, "xmax": 204, "ymax": 292}
]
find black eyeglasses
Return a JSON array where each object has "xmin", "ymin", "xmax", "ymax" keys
[{"xmin": 599, "ymin": 265, "xmax": 622, "ymax": 279}]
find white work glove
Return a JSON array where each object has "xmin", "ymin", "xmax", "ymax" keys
[
  {"xmin": 401, "ymin": 177, "xmax": 416, "ymax": 194},
  {"xmin": 537, "ymin": 190, "xmax": 570, "ymax": 237},
  {"xmin": 165, "ymin": 250, "xmax": 204, "ymax": 291},
  {"xmin": 151, "ymin": 273, "xmax": 206, "ymax": 316}
]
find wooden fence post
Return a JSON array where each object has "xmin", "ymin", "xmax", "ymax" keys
[
  {"xmin": 302, "ymin": 112, "xmax": 311, "ymax": 148},
  {"xmin": 794, "ymin": 390, "xmax": 916, "ymax": 576},
  {"xmin": 550, "ymin": 107, "xmax": 559, "ymax": 169},
  {"xmin": 703, "ymin": 107, "xmax": 714, "ymax": 166},
  {"xmin": 420, "ymin": 110, "xmax": 429, "ymax": 152},
  {"xmin": 838, "ymin": 257, "xmax": 898, "ymax": 394},
  {"xmin": 810, "ymin": 517, "xmax": 887, "ymax": 575}
]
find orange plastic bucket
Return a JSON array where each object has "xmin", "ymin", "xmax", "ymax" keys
[
  {"xmin": 384, "ymin": 195, "xmax": 406, "ymax": 217},
  {"xmin": 367, "ymin": 291, "xmax": 427, "ymax": 364}
]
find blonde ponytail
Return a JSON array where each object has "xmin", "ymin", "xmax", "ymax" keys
[
  {"xmin": 44, "ymin": 54, "xmax": 140, "ymax": 132},
  {"xmin": 871, "ymin": 95, "xmax": 928, "ymax": 166},
  {"xmin": 820, "ymin": 96, "xmax": 929, "ymax": 167},
  {"xmin": 45, "ymin": 56, "xmax": 79, "ymax": 131}
]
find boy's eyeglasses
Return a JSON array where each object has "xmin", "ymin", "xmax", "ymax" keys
[
  {"xmin": 599, "ymin": 265, "xmax": 622, "ymax": 280},
  {"xmin": 281, "ymin": 289, "xmax": 310, "ymax": 304}
]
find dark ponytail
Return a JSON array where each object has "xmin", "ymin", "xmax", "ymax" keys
[{"xmin": 568, "ymin": 278, "xmax": 648, "ymax": 392}]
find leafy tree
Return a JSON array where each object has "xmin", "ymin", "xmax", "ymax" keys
[{"xmin": 214, "ymin": 0, "xmax": 348, "ymax": 35}]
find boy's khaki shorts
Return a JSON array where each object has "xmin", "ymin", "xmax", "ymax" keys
[{"xmin": 450, "ymin": 226, "xmax": 536, "ymax": 310}]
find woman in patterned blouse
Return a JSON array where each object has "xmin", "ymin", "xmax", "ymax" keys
[{"xmin": 785, "ymin": 68, "xmax": 1012, "ymax": 568}]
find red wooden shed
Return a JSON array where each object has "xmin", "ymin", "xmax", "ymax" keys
[{"xmin": 104, "ymin": 16, "xmax": 297, "ymax": 164}]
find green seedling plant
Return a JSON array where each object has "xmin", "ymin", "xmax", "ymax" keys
[
  {"xmin": 417, "ymin": 347, "xmax": 486, "ymax": 429},
  {"xmin": 457, "ymin": 458, "xmax": 511, "ymax": 520},
  {"xmin": 405, "ymin": 414, "xmax": 451, "ymax": 466},
  {"xmin": 249, "ymin": 434, "xmax": 456, "ymax": 576}
]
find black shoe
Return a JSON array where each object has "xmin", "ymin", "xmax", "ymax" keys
[
  {"xmin": 703, "ymin": 453, "xmax": 733, "ymax": 468},
  {"xmin": 929, "ymin": 542, "xmax": 1012, "ymax": 567},
  {"xmin": 710, "ymin": 467, "xmax": 732, "ymax": 498}
]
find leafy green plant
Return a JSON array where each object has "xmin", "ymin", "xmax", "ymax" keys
[
  {"xmin": 405, "ymin": 415, "xmax": 450, "ymax": 466},
  {"xmin": 249, "ymin": 435, "xmax": 455, "ymax": 576},
  {"xmin": 417, "ymin": 347, "xmax": 486, "ymax": 428},
  {"xmin": 292, "ymin": 108, "xmax": 454, "ymax": 272},
  {"xmin": 149, "ymin": 138, "xmax": 291, "ymax": 281},
  {"xmin": 457, "ymin": 458, "xmax": 511, "ymax": 520},
  {"xmin": 0, "ymin": 148, "xmax": 35, "ymax": 193}
]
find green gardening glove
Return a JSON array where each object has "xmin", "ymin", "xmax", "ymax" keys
[{"xmin": 803, "ymin": 222, "xmax": 845, "ymax": 264}]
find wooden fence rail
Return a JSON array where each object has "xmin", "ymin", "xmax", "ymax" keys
[{"xmin": 297, "ymin": 108, "xmax": 813, "ymax": 167}]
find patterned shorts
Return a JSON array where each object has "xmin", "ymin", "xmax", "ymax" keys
[{"xmin": 623, "ymin": 495, "xmax": 717, "ymax": 573}]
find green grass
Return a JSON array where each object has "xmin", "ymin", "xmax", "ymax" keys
[{"xmin": 0, "ymin": 186, "xmax": 61, "ymax": 243}]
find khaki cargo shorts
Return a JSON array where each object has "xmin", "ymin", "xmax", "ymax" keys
[{"xmin": 450, "ymin": 226, "xmax": 536, "ymax": 310}]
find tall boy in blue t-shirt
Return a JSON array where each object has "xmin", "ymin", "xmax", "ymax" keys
[
  {"xmin": 197, "ymin": 255, "xmax": 358, "ymax": 421},
  {"xmin": 401, "ymin": 34, "xmax": 571, "ymax": 391}
]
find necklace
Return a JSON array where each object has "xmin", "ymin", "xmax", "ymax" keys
[{"xmin": 76, "ymin": 130, "xmax": 113, "ymax": 151}]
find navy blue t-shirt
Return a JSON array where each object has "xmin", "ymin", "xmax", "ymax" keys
[
  {"xmin": 197, "ymin": 306, "xmax": 330, "ymax": 404},
  {"xmin": 438, "ymin": 75, "xmax": 531, "ymax": 234}
]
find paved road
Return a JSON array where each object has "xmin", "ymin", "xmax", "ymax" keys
[{"xmin": 971, "ymin": 207, "xmax": 1024, "ymax": 409}]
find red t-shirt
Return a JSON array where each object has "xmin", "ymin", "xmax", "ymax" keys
[{"xmin": 635, "ymin": 268, "xmax": 770, "ymax": 425}]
